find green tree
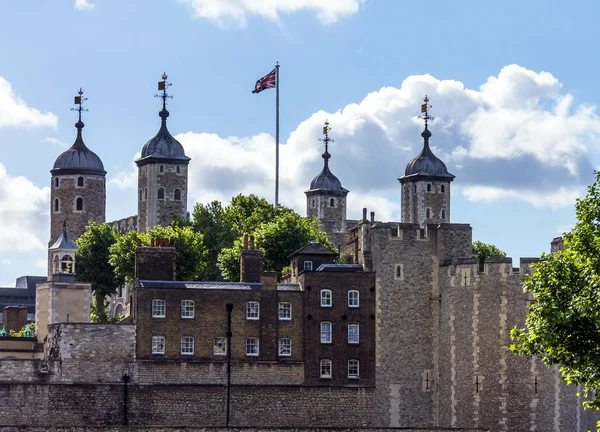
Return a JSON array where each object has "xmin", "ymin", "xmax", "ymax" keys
[
  {"xmin": 472, "ymin": 240, "xmax": 506, "ymax": 265},
  {"xmin": 191, "ymin": 201, "xmax": 235, "ymax": 281},
  {"xmin": 109, "ymin": 225, "xmax": 206, "ymax": 283},
  {"xmin": 219, "ymin": 212, "xmax": 335, "ymax": 281},
  {"xmin": 511, "ymin": 171, "xmax": 600, "ymax": 409},
  {"xmin": 190, "ymin": 194, "xmax": 296, "ymax": 280},
  {"xmin": 76, "ymin": 222, "xmax": 123, "ymax": 323}
]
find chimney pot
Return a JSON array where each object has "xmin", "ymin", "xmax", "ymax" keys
[
  {"xmin": 244, "ymin": 234, "xmax": 249, "ymax": 250},
  {"xmin": 362, "ymin": 208, "xmax": 367, "ymax": 221},
  {"xmin": 370, "ymin": 211, "xmax": 375, "ymax": 223},
  {"xmin": 250, "ymin": 235, "xmax": 255, "ymax": 250}
]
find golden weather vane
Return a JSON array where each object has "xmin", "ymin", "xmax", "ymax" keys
[
  {"xmin": 71, "ymin": 87, "xmax": 88, "ymax": 122},
  {"xmin": 155, "ymin": 72, "xmax": 173, "ymax": 110},
  {"xmin": 419, "ymin": 95, "xmax": 433, "ymax": 128},
  {"xmin": 319, "ymin": 119, "xmax": 334, "ymax": 154}
]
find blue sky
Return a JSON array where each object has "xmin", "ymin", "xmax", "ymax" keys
[{"xmin": 1, "ymin": 0, "xmax": 599, "ymax": 285}]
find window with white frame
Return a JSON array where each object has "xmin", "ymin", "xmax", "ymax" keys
[
  {"xmin": 152, "ymin": 336, "xmax": 165, "ymax": 354},
  {"xmin": 320, "ymin": 359, "xmax": 332, "ymax": 378},
  {"xmin": 278, "ymin": 302, "xmax": 292, "ymax": 320},
  {"xmin": 320, "ymin": 289, "xmax": 332, "ymax": 307},
  {"xmin": 320, "ymin": 322, "xmax": 332, "ymax": 344},
  {"xmin": 213, "ymin": 337, "xmax": 227, "ymax": 356},
  {"xmin": 246, "ymin": 337, "xmax": 259, "ymax": 356},
  {"xmin": 348, "ymin": 323, "xmax": 360, "ymax": 344},
  {"xmin": 348, "ymin": 359, "xmax": 360, "ymax": 378},
  {"xmin": 304, "ymin": 261, "xmax": 313, "ymax": 271},
  {"xmin": 152, "ymin": 299, "xmax": 166, "ymax": 318},
  {"xmin": 181, "ymin": 300, "xmax": 195, "ymax": 318},
  {"xmin": 181, "ymin": 336, "xmax": 194, "ymax": 355},
  {"xmin": 348, "ymin": 290, "xmax": 359, "ymax": 308},
  {"xmin": 278, "ymin": 338, "xmax": 292, "ymax": 356},
  {"xmin": 246, "ymin": 301, "xmax": 260, "ymax": 320}
]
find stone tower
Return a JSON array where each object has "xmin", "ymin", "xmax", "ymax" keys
[
  {"xmin": 50, "ymin": 89, "xmax": 106, "ymax": 244},
  {"xmin": 136, "ymin": 73, "xmax": 190, "ymax": 232},
  {"xmin": 398, "ymin": 96, "xmax": 454, "ymax": 227},
  {"xmin": 305, "ymin": 121, "xmax": 349, "ymax": 250}
]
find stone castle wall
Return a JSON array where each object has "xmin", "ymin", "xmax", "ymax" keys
[
  {"xmin": 437, "ymin": 259, "xmax": 598, "ymax": 432},
  {"xmin": 137, "ymin": 163, "xmax": 187, "ymax": 232},
  {"xmin": 50, "ymin": 174, "xmax": 106, "ymax": 243}
]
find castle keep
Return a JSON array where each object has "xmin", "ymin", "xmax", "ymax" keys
[{"xmin": 0, "ymin": 87, "xmax": 596, "ymax": 432}]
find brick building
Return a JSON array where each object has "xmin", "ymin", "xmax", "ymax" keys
[{"xmin": 132, "ymin": 236, "xmax": 375, "ymax": 387}]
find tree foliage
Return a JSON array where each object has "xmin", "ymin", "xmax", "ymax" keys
[
  {"xmin": 511, "ymin": 171, "xmax": 600, "ymax": 409},
  {"xmin": 472, "ymin": 240, "xmax": 506, "ymax": 264},
  {"xmin": 109, "ymin": 225, "xmax": 206, "ymax": 283},
  {"xmin": 76, "ymin": 222, "xmax": 123, "ymax": 323},
  {"xmin": 218, "ymin": 211, "xmax": 335, "ymax": 281}
]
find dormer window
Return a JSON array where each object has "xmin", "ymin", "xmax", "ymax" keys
[{"xmin": 304, "ymin": 261, "xmax": 313, "ymax": 271}]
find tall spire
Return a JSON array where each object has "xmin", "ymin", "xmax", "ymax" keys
[
  {"xmin": 155, "ymin": 72, "xmax": 173, "ymax": 124},
  {"xmin": 419, "ymin": 95, "xmax": 433, "ymax": 146},
  {"xmin": 70, "ymin": 88, "xmax": 88, "ymax": 146},
  {"xmin": 319, "ymin": 120, "xmax": 334, "ymax": 168}
]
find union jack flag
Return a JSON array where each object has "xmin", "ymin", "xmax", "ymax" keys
[{"xmin": 252, "ymin": 68, "xmax": 277, "ymax": 94}]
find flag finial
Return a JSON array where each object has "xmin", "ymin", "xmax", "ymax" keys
[
  {"xmin": 70, "ymin": 87, "xmax": 88, "ymax": 129},
  {"xmin": 318, "ymin": 120, "xmax": 334, "ymax": 164},
  {"xmin": 419, "ymin": 95, "xmax": 433, "ymax": 143},
  {"xmin": 155, "ymin": 72, "xmax": 173, "ymax": 118}
]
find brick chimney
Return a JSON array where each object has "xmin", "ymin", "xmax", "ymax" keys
[
  {"xmin": 240, "ymin": 235, "xmax": 263, "ymax": 283},
  {"xmin": 135, "ymin": 237, "xmax": 177, "ymax": 281},
  {"xmin": 3, "ymin": 306, "xmax": 27, "ymax": 333}
]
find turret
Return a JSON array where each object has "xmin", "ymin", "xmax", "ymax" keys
[
  {"xmin": 136, "ymin": 73, "xmax": 190, "ymax": 232},
  {"xmin": 50, "ymin": 88, "xmax": 106, "ymax": 243},
  {"xmin": 398, "ymin": 96, "xmax": 454, "ymax": 227},
  {"xmin": 305, "ymin": 120, "xmax": 348, "ymax": 222}
]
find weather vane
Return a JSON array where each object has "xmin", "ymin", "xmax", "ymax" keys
[
  {"xmin": 419, "ymin": 95, "xmax": 433, "ymax": 128},
  {"xmin": 319, "ymin": 120, "xmax": 334, "ymax": 154},
  {"xmin": 155, "ymin": 72, "xmax": 173, "ymax": 110},
  {"xmin": 71, "ymin": 87, "xmax": 88, "ymax": 122}
]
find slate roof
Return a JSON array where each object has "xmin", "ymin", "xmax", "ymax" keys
[
  {"xmin": 139, "ymin": 280, "xmax": 302, "ymax": 291},
  {"xmin": 52, "ymin": 121, "xmax": 105, "ymax": 175},
  {"xmin": 306, "ymin": 150, "xmax": 348, "ymax": 195},
  {"xmin": 398, "ymin": 126, "xmax": 455, "ymax": 183},
  {"xmin": 136, "ymin": 109, "xmax": 191, "ymax": 165},
  {"xmin": 288, "ymin": 241, "xmax": 338, "ymax": 259}
]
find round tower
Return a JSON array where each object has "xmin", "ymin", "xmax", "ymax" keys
[
  {"xmin": 50, "ymin": 88, "xmax": 106, "ymax": 244},
  {"xmin": 136, "ymin": 73, "xmax": 190, "ymax": 232},
  {"xmin": 305, "ymin": 121, "xmax": 349, "ymax": 249},
  {"xmin": 398, "ymin": 96, "xmax": 454, "ymax": 227}
]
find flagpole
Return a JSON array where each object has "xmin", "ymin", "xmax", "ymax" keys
[{"xmin": 275, "ymin": 62, "xmax": 280, "ymax": 207}]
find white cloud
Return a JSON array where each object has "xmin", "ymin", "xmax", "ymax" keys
[
  {"xmin": 43, "ymin": 137, "xmax": 69, "ymax": 149},
  {"xmin": 35, "ymin": 258, "xmax": 48, "ymax": 269},
  {"xmin": 461, "ymin": 185, "xmax": 584, "ymax": 209},
  {"xmin": 180, "ymin": 0, "xmax": 362, "ymax": 26},
  {"xmin": 115, "ymin": 64, "xmax": 599, "ymax": 219},
  {"xmin": 0, "ymin": 163, "xmax": 49, "ymax": 253},
  {"xmin": 108, "ymin": 152, "xmax": 141, "ymax": 190},
  {"xmin": 75, "ymin": 0, "xmax": 95, "ymax": 11},
  {"xmin": 0, "ymin": 77, "xmax": 57, "ymax": 128},
  {"xmin": 0, "ymin": 259, "xmax": 12, "ymax": 265}
]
